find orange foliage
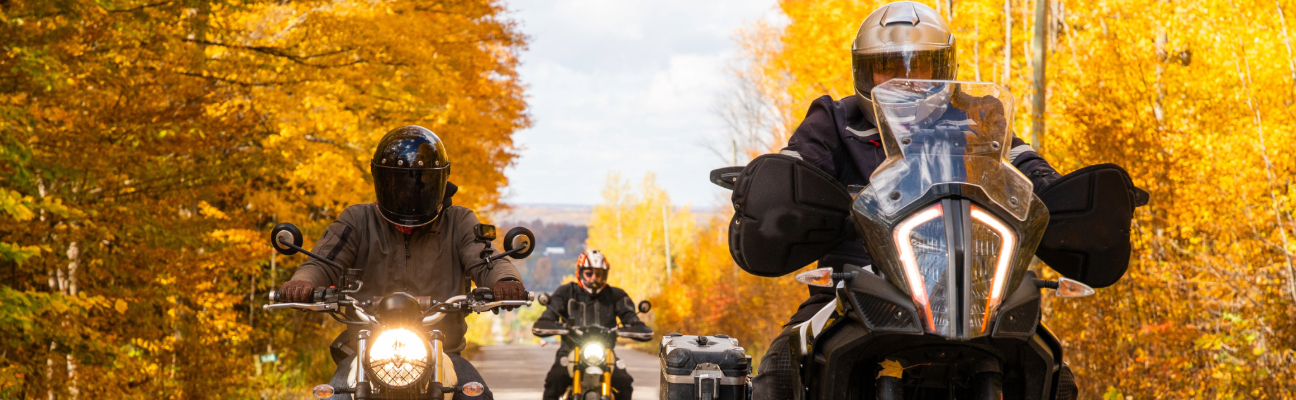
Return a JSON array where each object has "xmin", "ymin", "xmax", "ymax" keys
[
  {"xmin": 710, "ymin": 0, "xmax": 1296, "ymax": 396},
  {"xmin": 586, "ymin": 174, "xmax": 807, "ymax": 363},
  {"xmin": 0, "ymin": 0, "xmax": 527, "ymax": 397}
]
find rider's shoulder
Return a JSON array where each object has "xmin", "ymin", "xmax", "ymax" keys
[
  {"xmin": 554, "ymin": 281, "xmax": 580, "ymax": 296},
  {"xmin": 336, "ymin": 203, "xmax": 376, "ymax": 226},
  {"xmin": 441, "ymin": 205, "xmax": 475, "ymax": 222},
  {"xmin": 798, "ymin": 94, "xmax": 871, "ymax": 135},
  {"xmin": 603, "ymin": 286, "xmax": 629, "ymax": 299}
]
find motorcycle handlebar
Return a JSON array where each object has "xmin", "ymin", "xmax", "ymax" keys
[{"xmin": 617, "ymin": 330, "xmax": 653, "ymax": 341}]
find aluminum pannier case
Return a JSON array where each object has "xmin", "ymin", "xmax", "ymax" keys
[{"xmin": 659, "ymin": 334, "xmax": 751, "ymax": 400}]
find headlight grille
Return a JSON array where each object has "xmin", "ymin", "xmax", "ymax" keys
[{"xmin": 367, "ymin": 328, "xmax": 429, "ymax": 388}]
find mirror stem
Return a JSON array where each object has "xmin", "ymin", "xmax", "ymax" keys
[
  {"xmin": 277, "ymin": 238, "xmax": 346, "ymax": 270},
  {"xmin": 468, "ymin": 246, "xmax": 527, "ymax": 270}
]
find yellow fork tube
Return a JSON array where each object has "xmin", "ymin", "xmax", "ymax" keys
[
  {"xmin": 601, "ymin": 349, "xmax": 615, "ymax": 397},
  {"xmin": 572, "ymin": 346, "xmax": 582, "ymax": 395}
]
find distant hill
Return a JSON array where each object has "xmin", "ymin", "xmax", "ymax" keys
[
  {"xmin": 491, "ymin": 203, "xmax": 724, "ymax": 292},
  {"xmin": 497, "ymin": 204, "xmax": 593, "ymax": 226},
  {"xmin": 497, "ymin": 203, "xmax": 723, "ymax": 226}
]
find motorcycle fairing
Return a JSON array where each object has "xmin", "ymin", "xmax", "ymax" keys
[
  {"xmin": 727, "ymin": 154, "xmax": 854, "ymax": 277},
  {"xmin": 854, "ymin": 80, "xmax": 1050, "ymax": 340},
  {"xmin": 854, "ymin": 184, "xmax": 1049, "ymax": 339},
  {"xmin": 790, "ymin": 297, "xmax": 842, "ymax": 356},
  {"xmin": 1035, "ymin": 163, "xmax": 1148, "ymax": 288}
]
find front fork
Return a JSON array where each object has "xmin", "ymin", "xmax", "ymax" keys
[
  {"xmin": 355, "ymin": 330, "xmax": 373, "ymax": 400},
  {"xmin": 570, "ymin": 347, "xmax": 616, "ymax": 399},
  {"xmin": 572, "ymin": 346, "xmax": 582, "ymax": 395},
  {"xmin": 602, "ymin": 349, "xmax": 615, "ymax": 398}
]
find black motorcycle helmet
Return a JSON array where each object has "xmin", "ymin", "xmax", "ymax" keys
[{"xmin": 370, "ymin": 126, "xmax": 451, "ymax": 227}]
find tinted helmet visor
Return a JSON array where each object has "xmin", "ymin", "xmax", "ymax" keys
[
  {"xmin": 853, "ymin": 48, "xmax": 956, "ymax": 100},
  {"xmin": 371, "ymin": 163, "xmax": 449, "ymax": 227},
  {"xmin": 579, "ymin": 267, "xmax": 608, "ymax": 290}
]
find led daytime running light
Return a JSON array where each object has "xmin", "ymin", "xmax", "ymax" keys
[
  {"xmin": 893, "ymin": 205, "xmax": 943, "ymax": 331},
  {"xmin": 971, "ymin": 206, "xmax": 1016, "ymax": 329}
]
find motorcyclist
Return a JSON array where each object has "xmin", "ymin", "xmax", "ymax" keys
[
  {"xmin": 532, "ymin": 250, "xmax": 652, "ymax": 400},
  {"xmin": 750, "ymin": 3, "xmax": 1068, "ymax": 399},
  {"xmin": 278, "ymin": 125, "xmax": 527, "ymax": 400}
]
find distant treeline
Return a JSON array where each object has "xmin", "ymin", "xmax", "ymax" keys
[{"xmin": 499, "ymin": 219, "xmax": 588, "ymax": 292}]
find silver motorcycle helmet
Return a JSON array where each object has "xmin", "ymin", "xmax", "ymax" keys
[{"xmin": 852, "ymin": 1, "xmax": 957, "ymax": 126}]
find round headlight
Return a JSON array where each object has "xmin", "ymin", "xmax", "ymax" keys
[
  {"xmin": 367, "ymin": 328, "xmax": 429, "ymax": 387},
  {"xmin": 582, "ymin": 342, "xmax": 606, "ymax": 365}
]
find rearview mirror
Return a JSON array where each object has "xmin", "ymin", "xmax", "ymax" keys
[
  {"xmin": 535, "ymin": 292, "xmax": 551, "ymax": 306},
  {"xmin": 637, "ymin": 300, "xmax": 652, "ymax": 314},
  {"xmin": 503, "ymin": 227, "xmax": 535, "ymax": 259},
  {"xmin": 270, "ymin": 223, "xmax": 303, "ymax": 256}
]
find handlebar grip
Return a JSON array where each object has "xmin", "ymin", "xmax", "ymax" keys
[{"xmin": 268, "ymin": 291, "xmax": 282, "ymax": 303}]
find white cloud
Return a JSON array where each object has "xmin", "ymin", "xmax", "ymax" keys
[{"xmin": 503, "ymin": 0, "xmax": 780, "ymax": 206}]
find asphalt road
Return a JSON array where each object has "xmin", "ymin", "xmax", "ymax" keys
[{"xmin": 473, "ymin": 344, "xmax": 660, "ymax": 400}]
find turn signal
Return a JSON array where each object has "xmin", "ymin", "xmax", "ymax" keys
[
  {"xmin": 311, "ymin": 384, "xmax": 334, "ymax": 399},
  {"xmin": 794, "ymin": 268, "xmax": 834, "ymax": 287},
  {"xmin": 462, "ymin": 381, "xmax": 485, "ymax": 397},
  {"xmin": 1056, "ymin": 278, "xmax": 1095, "ymax": 298}
]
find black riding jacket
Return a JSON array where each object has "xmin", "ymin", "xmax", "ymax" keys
[
  {"xmin": 533, "ymin": 282, "xmax": 648, "ymax": 355},
  {"xmin": 780, "ymin": 94, "xmax": 1063, "ymax": 323}
]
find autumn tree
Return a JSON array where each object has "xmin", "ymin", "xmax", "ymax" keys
[
  {"xmin": 0, "ymin": 0, "xmax": 527, "ymax": 397},
  {"xmin": 584, "ymin": 173, "xmax": 807, "ymax": 364}
]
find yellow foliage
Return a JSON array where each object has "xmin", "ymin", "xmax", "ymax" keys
[
  {"xmin": 0, "ymin": 0, "xmax": 528, "ymax": 397},
  {"xmin": 717, "ymin": 0, "xmax": 1296, "ymax": 395},
  {"xmin": 586, "ymin": 174, "xmax": 808, "ymax": 364},
  {"xmin": 587, "ymin": 172, "xmax": 696, "ymax": 299}
]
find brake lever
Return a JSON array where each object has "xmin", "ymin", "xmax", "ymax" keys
[
  {"xmin": 471, "ymin": 300, "xmax": 532, "ymax": 313},
  {"xmin": 263, "ymin": 302, "xmax": 338, "ymax": 312}
]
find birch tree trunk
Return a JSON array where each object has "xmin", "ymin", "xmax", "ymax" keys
[
  {"xmin": 1004, "ymin": 0, "xmax": 1013, "ymax": 88},
  {"xmin": 1031, "ymin": 0, "xmax": 1049, "ymax": 149}
]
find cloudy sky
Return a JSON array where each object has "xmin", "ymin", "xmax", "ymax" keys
[{"xmin": 501, "ymin": 0, "xmax": 782, "ymax": 207}]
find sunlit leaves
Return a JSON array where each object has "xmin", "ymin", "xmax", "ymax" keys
[{"xmin": 0, "ymin": 0, "xmax": 527, "ymax": 397}]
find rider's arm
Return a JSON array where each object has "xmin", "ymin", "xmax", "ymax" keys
[
  {"xmin": 455, "ymin": 209, "xmax": 522, "ymax": 287},
  {"xmin": 288, "ymin": 206, "xmax": 362, "ymax": 288},
  {"xmin": 1006, "ymin": 137, "xmax": 1063, "ymax": 194},
  {"xmin": 613, "ymin": 290, "xmax": 647, "ymax": 329},
  {"xmin": 532, "ymin": 285, "xmax": 569, "ymax": 334},
  {"xmin": 778, "ymin": 95, "xmax": 847, "ymax": 176}
]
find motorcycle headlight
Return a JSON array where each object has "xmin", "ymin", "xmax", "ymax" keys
[
  {"xmin": 969, "ymin": 206, "xmax": 1016, "ymax": 333},
  {"xmin": 893, "ymin": 204, "xmax": 1018, "ymax": 338},
  {"xmin": 894, "ymin": 204, "xmax": 950, "ymax": 335},
  {"xmin": 367, "ymin": 328, "xmax": 429, "ymax": 388},
  {"xmin": 582, "ymin": 343, "xmax": 606, "ymax": 365}
]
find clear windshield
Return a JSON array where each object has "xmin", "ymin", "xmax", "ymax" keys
[{"xmin": 867, "ymin": 80, "xmax": 1033, "ymax": 221}]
